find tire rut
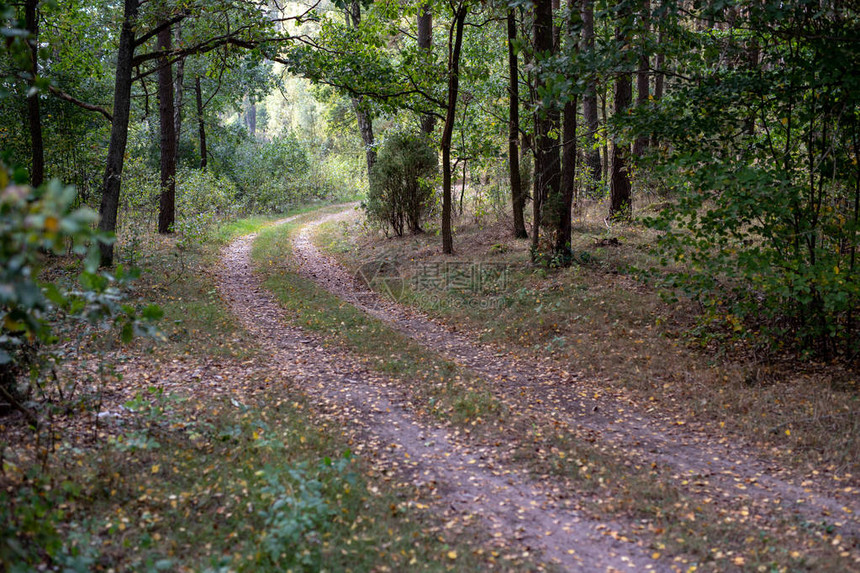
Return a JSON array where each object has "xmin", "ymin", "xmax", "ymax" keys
[
  {"xmin": 291, "ymin": 208, "xmax": 860, "ymax": 547},
  {"xmin": 218, "ymin": 216, "xmax": 666, "ymax": 572}
]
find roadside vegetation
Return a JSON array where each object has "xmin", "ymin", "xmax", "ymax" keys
[
  {"xmin": 1, "ymin": 206, "xmax": 504, "ymax": 571},
  {"xmin": 257, "ymin": 209, "xmax": 858, "ymax": 572}
]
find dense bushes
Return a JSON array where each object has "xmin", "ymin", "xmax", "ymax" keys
[
  {"xmin": 217, "ymin": 131, "xmax": 312, "ymax": 212},
  {"xmin": 365, "ymin": 131, "xmax": 437, "ymax": 236},
  {"xmin": 639, "ymin": 3, "xmax": 859, "ymax": 358}
]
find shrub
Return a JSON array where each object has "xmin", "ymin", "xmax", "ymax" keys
[{"xmin": 366, "ymin": 131, "xmax": 437, "ymax": 236}]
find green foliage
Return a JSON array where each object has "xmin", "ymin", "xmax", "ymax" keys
[
  {"xmin": 0, "ymin": 473, "xmax": 97, "ymax": 571},
  {"xmin": 0, "ymin": 177, "xmax": 98, "ymax": 363},
  {"xmin": 366, "ymin": 131, "xmax": 437, "ymax": 236},
  {"xmin": 0, "ymin": 173, "xmax": 163, "ymax": 412},
  {"xmin": 211, "ymin": 128, "xmax": 314, "ymax": 213},
  {"xmin": 254, "ymin": 455, "xmax": 356, "ymax": 569},
  {"xmin": 637, "ymin": 0, "xmax": 860, "ymax": 358}
]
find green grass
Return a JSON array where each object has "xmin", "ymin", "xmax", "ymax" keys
[
  {"xmin": 311, "ymin": 209, "xmax": 860, "ymax": 573},
  {"xmin": 252, "ymin": 220, "xmax": 507, "ymax": 428},
  {"xmin": 1, "ymin": 378, "xmax": 496, "ymax": 571},
  {"xmin": 1, "ymin": 203, "xmax": 515, "ymax": 572}
]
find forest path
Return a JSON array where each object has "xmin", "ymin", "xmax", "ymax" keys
[
  {"xmin": 290, "ymin": 207, "xmax": 860, "ymax": 547},
  {"xmin": 218, "ymin": 211, "xmax": 665, "ymax": 572}
]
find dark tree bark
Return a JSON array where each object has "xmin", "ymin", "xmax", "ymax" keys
[
  {"xmin": 556, "ymin": 0, "xmax": 579, "ymax": 261},
  {"xmin": 98, "ymin": 0, "xmax": 139, "ymax": 266},
  {"xmin": 195, "ymin": 76, "xmax": 207, "ymax": 169},
  {"xmin": 532, "ymin": 0, "xmax": 561, "ymax": 256},
  {"xmin": 441, "ymin": 3, "xmax": 467, "ymax": 255},
  {"xmin": 654, "ymin": 27, "xmax": 664, "ymax": 101},
  {"xmin": 157, "ymin": 24, "xmax": 177, "ymax": 234},
  {"xmin": 351, "ymin": 97, "xmax": 376, "ymax": 174},
  {"xmin": 25, "ymin": 0, "xmax": 44, "ymax": 187},
  {"xmin": 173, "ymin": 26, "xmax": 184, "ymax": 146},
  {"xmin": 418, "ymin": 2, "xmax": 435, "ymax": 135},
  {"xmin": 346, "ymin": 0, "xmax": 376, "ymax": 176},
  {"xmin": 581, "ymin": 0, "xmax": 601, "ymax": 193},
  {"xmin": 609, "ymin": 4, "xmax": 633, "ymax": 221},
  {"xmin": 507, "ymin": 10, "xmax": 527, "ymax": 239},
  {"xmin": 633, "ymin": 0, "xmax": 650, "ymax": 158}
]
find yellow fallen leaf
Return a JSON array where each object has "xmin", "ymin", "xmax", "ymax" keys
[
  {"xmin": 785, "ymin": 429, "xmax": 791, "ymax": 436},
  {"xmin": 652, "ymin": 552, "xmax": 661, "ymax": 559},
  {"xmin": 447, "ymin": 550, "xmax": 458, "ymax": 559},
  {"xmin": 151, "ymin": 464, "xmax": 160, "ymax": 474}
]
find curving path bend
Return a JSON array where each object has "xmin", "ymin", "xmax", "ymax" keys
[
  {"xmin": 218, "ymin": 213, "xmax": 666, "ymax": 572},
  {"xmin": 290, "ymin": 208, "xmax": 860, "ymax": 547}
]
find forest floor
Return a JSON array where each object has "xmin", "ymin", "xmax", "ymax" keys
[
  {"xmin": 266, "ymin": 203, "xmax": 859, "ymax": 571},
  {"xmin": 2, "ymin": 201, "xmax": 858, "ymax": 572}
]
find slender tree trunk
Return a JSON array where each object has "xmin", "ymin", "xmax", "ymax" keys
[
  {"xmin": 98, "ymin": 0, "xmax": 139, "ymax": 266},
  {"xmin": 441, "ymin": 4, "xmax": 467, "ymax": 255},
  {"xmin": 609, "ymin": 0, "xmax": 633, "ymax": 220},
  {"xmin": 157, "ymin": 24, "xmax": 177, "ymax": 234},
  {"xmin": 556, "ymin": 0, "xmax": 579, "ymax": 261},
  {"xmin": 507, "ymin": 10, "xmax": 527, "ymax": 239},
  {"xmin": 173, "ymin": 26, "xmax": 184, "ymax": 146},
  {"xmin": 195, "ymin": 76, "xmax": 207, "ymax": 169},
  {"xmin": 610, "ymin": 74, "xmax": 633, "ymax": 220},
  {"xmin": 601, "ymin": 84, "xmax": 609, "ymax": 181},
  {"xmin": 346, "ymin": 0, "xmax": 376, "ymax": 176},
  {"xmin": 633, "ymin": 0, "xmax": 650, "ymax": 158},
  {"xmin": 532, "ymin": 0, "xmax": 561, "ymax": 256},
  {"xmin": 351, "ymin": 97, "xmax": 376, "ymax": 174},
  {"xmin": 25, "ymin": 0, "xmax": 44, "ymax": 187},
  {"xmin": 651, "ymin": 24, "xmax": 664, "ymax": 148},
  {"xmin": 581, "ymin": 0, "xmax": 601, "ymax": 193},
  {"xmin": 418, "ymin": 2, "xmax": 435, "ymax": 135}
]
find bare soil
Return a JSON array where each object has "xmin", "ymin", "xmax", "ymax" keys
[
  {"xmin": 289, "ymin": 209, "xmax": 860, "ymax": 549},
  {"xmin": 219, "ymin": 216, "xmax": 666, "ymax": 572}
]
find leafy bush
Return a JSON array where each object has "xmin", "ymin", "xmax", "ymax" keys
[
  {"xmin": 211, "ymin": 128, "xmax": 314, "ymax": 213},
  {"xmin": 638, "ymin": 5, "xmax": 859, "ymax": 358},
  {"xmin": 176, "ymin": 167, "xmax": 241, "ymax": 219},
  {"xmin": 365, "ymin": 131, "xmax": 437, "ymax": 236},
  {"xmin": 1, "ymin": 173, "xmax": 162, "ymax": 419}
]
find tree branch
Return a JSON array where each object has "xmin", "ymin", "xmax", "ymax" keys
[
  {"xmin": 48, "ymin": 86, "xmax": 113, "ymax": 122},
  {"xmin": 133, "ymin": 12, "xmax": 188, "ymax": 48}
]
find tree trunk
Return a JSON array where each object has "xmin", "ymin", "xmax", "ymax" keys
[
  {"xmin": 601, "ymin": 83, "xmax": 609, "ymax": 181},
  {"xmin": 418, "ymin": 3, "xmax": 435, "ymax": 135},
  {"xmin": 351, "ymin": 97, "xmax": 376, "ymax": 175},
  {"xmin": 532, "ymin": 0, "xmax": 561, "ymax": 256},
  {"xmin": 98, "ymin": 0, "xmax": 139, "ymax": 266},
  {"xmin": 581, "ymin": 0, "xmax": 601, "ymax": 194},
  {"xmin": 652, "ymin": 24, "xmax": 664, "ymax": 148},
  {"xmin": 441, "ymin": 4, "xmax": 467, "ymax": 255},
  {"xmin": 507, "ymin": 10, "xmax": 527, "ymax": 239},
  {"xmin": 609, "ymin": 73, "xmax": 632, "ymax": 220},
  {"xmin": 195, "ymin": 76, "xmax": 207, "ymax": 169},
  {"xmin": 157, "ymin": 24, "xmax": 177, "ymax": 235},
  {"xmin": 345, "ymin": 1, "xmax": 376, "ymax": 176},
  {"xmin": 633, "ymin": 0, "xmax": 650, "ymax": 158},
  {"xmin": 25, "ymin": 0, "xmax": 44, "ymax": 187},
  {"xmin": 556, "ymin": 0, "xmax": 578, "ymax": 261},
  {"xmin": 173, "ymin": 26, "xmax": 184, "ymax": 146},
  {"xmin": 609, "ymin": 51, "xmax": 633, "ymax": 220}
]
